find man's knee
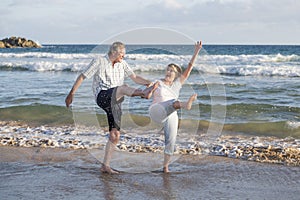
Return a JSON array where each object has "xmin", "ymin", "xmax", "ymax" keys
[
  {"xmin": 116, "ymin": 85, "xmax": 128, "ymax": 101},
  {"xmin": 109, "ymin": 128, "xmax": 120, "ymax": 144}
]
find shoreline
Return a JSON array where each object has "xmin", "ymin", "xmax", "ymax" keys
[
  {"xmin": 1, "ymin": 120, "xmax": 300, "ymax": 167},
  {"xmin": 1, "ymin": 146, "xmax": 300, "ymax": 199}
]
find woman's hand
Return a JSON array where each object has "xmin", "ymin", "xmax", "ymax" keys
[{"xmin": 194, "ymin": 41, "xmax": 202, "ymax": 54}]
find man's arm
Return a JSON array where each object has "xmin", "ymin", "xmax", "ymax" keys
[
  {"xmin": 65, "ymin": 74, "xmax": 85, "ymax": 107},
  {"xmin": 129, "ymin": 73, "xmax": 152, "ymax": 86}
]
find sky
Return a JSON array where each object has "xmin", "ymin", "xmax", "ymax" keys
[{"xmin": 0, "ymin": 0, "xmax": 300, "ymax": 44}]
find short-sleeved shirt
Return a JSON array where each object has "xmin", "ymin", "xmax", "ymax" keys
[
  {"xmin": 82, "ymin": 55, "xmax": 134, "ymax": 99},
  {"xmin": 152, "ymin": 79, "xmax": 182, "ymax": 104}
]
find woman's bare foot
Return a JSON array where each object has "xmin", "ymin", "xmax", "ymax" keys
[
  {"xmin": 141, "ymin": 81, "xmax": 159, "ymax": 99},
  {"xmin": 186, "ymin": 94, "xmax": 197, "ymax": 110},
  {"xmin": 163, "ymin": 166, "xmax": 170, "ymax": 173},
  {"xmin": 180, "ymin": 94, "xmax": 197, "ymax": 110},
  {"xmin": 100, "ymin": 165, "xmax": 119, "ymax": 174}
]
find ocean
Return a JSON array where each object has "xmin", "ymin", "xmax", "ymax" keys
[
  {"xmin": 0, "ymin": 44, "xmax": 300, "ymax": 168},
  {"xmin": 1, "ymin": 44, "xmax": 299, "ymax": 134}
]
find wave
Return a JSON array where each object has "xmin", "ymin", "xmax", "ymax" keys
[
  {"xmin": 0, "ymin": 52, "xmax": 299, "ymax": 76},
  {"xmin": 0, "ymin": 61, "xmax": 89, "ymax": 72},
  {"xmin": 213, "ymin": 64, "xmax": 300, "ymax": 77},
  {"xmin": 222, "ymin": 121, "xmax": 300, "ymax": 139},
  {"xmin": 0, "ymin": 104, "xmax": 299, "ymax": 138},
  {"xmin": 0, "ymin": 52, "xmax": 96, "ymax": 59},
  {"xmin": 1, "ymin": 62, "xmax": 299, "ymax": 77},
  {"xmin": 198, "ymin": 102, "xmax": 300, "ymax": 115},
  {"xmin": 1, "ymin": 52, "xmax": 299, "ymax": 62},
  {"xmin": 205, "ymin": 54, "xmax": 300, "ymax": 63}
]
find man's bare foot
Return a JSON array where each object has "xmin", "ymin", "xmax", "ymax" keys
[
  {"xmin": 141, "ymin": 82, "xmax": 159, "ymax": 99},
  {"xmin": 100, "ymin": 165, "xmax": 119, "ymax": 174}
]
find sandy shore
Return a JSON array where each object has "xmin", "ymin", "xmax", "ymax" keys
[{"xmin": 1, "ymin": 146, "xmax": 299, "ymax": 200}]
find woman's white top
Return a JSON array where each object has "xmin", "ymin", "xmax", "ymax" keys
[
  {"xmin": 152, "ymin": 79, "xmax": 182, "ymax": 105},
  {"xmin": 149, "ymin": 79, "xmax": 182, "ymax": 123}
]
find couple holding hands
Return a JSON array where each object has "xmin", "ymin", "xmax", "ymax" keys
[{"xmin": 66, "ymin": 41, "xmax": 202, "ymax": 173}]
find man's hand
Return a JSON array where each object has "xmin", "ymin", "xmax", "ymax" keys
[
  {"xmin": 65, "ymin": 93, "xmax": 73, "ymax": 108},
  {"xmin": 65, "ymin": 74, "xmax": 85, "ymax": 108}
]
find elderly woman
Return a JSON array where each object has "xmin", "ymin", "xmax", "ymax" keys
[{"xmin": 148, "ymin": 41, "xmax": 202, "ymax": 173}]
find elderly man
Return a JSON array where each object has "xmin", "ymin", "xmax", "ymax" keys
[{"xmin": 65, "ymin": 42, "xmax": 152, "ymax": 174}]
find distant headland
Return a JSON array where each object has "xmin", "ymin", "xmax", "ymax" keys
[{"xmin": 0, "ymin": 36, "xmax": 41, "ymax": 48}]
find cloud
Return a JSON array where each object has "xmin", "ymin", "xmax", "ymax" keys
[
  {"xmin": 164, "ymin": 0, "xmax": 184, "ymax": 10},
  {"xmin": 1, "ymin": 0, "xmax": 299, "ymax": 44},
  {"xmin": 191, "ymin": 0, "xmax": 300, "ymax": 24},
  {"xmin": 106, "ymin": 0, "xmax": 300, "ymax": 44},
  {"xmin": 123, "ymin": 0, "xmax": 300, "ymax": 25}
]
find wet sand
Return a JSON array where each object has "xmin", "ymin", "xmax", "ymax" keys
[{"xmin": 1, "ymin": 146, "xmax": 300, "ymax": 200}]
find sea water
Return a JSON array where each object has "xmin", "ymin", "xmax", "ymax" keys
[{"xmin": 1, "ymin": 44, "xmax": 299, "ymax": 138}]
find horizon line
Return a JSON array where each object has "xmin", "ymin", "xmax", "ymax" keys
[{"xmin": 40, "ymin": 42, "xmax": 300, "ymax": 46}]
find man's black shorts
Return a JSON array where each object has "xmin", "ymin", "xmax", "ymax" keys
[{"xmin": 96, "ymin": 87, "xmax": 124, "ymax": 131}]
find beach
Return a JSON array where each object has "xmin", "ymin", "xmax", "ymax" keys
[
  {"xmin": 1, "ymin": 145, "xmax": 300, "ymax": 200},
  {"xmin": 1, "ymin": 120, "xmax": 300, "ymax": 199}
]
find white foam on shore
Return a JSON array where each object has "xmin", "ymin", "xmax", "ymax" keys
[
  {"xmin": 0, "ymin": 121, "xmax": 300, "ymax": 166},
  {"xmin": 287, "ymin": 121, "xmax": 300, "ymax": 129}
]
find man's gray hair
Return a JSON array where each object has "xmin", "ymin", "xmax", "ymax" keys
[{"xmin": 108, "ymin": 42, "xmax": 125, "ymax": 55}]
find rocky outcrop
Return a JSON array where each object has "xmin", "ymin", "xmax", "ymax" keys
[{"xmin": 0, "ymin": 36, "xmax": 41, "ymax": 48}]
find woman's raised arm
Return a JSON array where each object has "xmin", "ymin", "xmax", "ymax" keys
[{"xmin": 180, "ymin": 41, "xmax": 202, "ymax": 84}]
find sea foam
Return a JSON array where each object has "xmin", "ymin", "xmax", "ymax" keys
[{"xmin": 0, "ymin": 52, "xmax": 299, "ymax": 76}]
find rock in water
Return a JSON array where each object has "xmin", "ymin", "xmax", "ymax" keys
[{"xmin": 0, "ymin": 36, "xmax": 41, "ymax": 48}]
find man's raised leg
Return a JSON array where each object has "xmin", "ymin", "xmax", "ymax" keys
[{"xmin": 115, "ymin": 82, "xmax": 159, "ymax": 101}]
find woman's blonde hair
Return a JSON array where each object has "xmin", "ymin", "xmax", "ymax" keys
[{"xmin": 167, "ymin": 63, "xmax": 182, "ymax": 77}]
